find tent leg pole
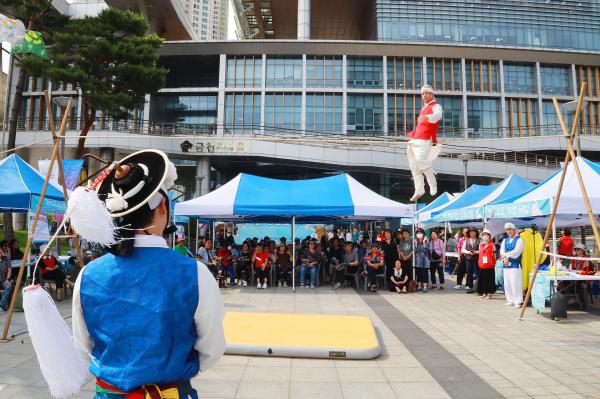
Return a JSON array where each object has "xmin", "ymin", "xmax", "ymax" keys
[
  {"xmin": 412, "ymin": 221, "xmax": 416, "ymax": 282},
  {"xmin": 212, "ymin": 221, "xmax": 216, "ymax": 246},
  {"xmin": 519, "ymin": 88, "xmax": 585, "ymax": 320},
  {"xmin": 552, "ymin": 220, "xmax": 558, "ymax": 289},
  {"xmin": 292, "ymin": 216, "xmax": 296, "ymax": 293},
  {"xmin": 2, "ymin": 139, "xmax": 63, "ymax": 341}
]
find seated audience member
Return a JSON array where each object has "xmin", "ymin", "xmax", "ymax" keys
[
  {"xmin": 38, "ymin": 245, "xmax": 66, "ymax": 301},
  {"xmin": 197, "ymin": 239, "xmax": 218, "ymax": 277},
  {"xmin": 0, "ymin": 248, "xmax": 13, "ymax": 311},
  {"xmin": 363, "ymin": 243, "xmax": 385, "ymax": 292},
  {"xmin": 336, "ymin": 242, "xmax": 360, "ymax": 289},
  {"xmin": 253, "ymin": 244, "xmax": 271, "ymax": 289},
  {"xmin": 236, "ymin": 242, "xmax": 252, "ymax": 287},
  {"xmin": 275, "ymin": 243, "xmax": 292, "ymax": 288},
  {"xmin": 216, "ymin": 242, "xmax": 235, "ymax": 286},
  {"xmin": 8, "ymin": 239, "xmax": 23, "ymax": 261},
  {"xmin": 327, "ymin": 238, "xmax": 344, "ymax": 286},
  {"xmin": 300, "ymin": 240, "xmax": 319, "ymax": 289},
  {"xmin": 389, "ymin": 259, "xmax": 408, "ymax": 294}
]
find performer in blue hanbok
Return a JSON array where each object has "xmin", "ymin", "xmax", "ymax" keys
[{"xmin": 71, "ymin": 149, "xmax": 225, "ymax": 399}]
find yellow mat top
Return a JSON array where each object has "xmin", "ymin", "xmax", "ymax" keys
[{"xmin": 224, "ymin": 311, "xmax": 379, "ymax": 350}]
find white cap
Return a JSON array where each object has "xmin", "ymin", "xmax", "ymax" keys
[
  {"xmin": 504, "ymin": 222, "xmax": 516, "ymax": 230},
  {"xmin": 574, "ymin": 243, "xmax": 587, "ymax": 251},
  {"xmin": 481, "ymin": 229, "xmax": 492, "ymax": 237},
  {"xmin": 420, "ymin": 84, "xmax": 434, "ymax": 94}
]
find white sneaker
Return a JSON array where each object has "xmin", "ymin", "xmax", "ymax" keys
[
  {"xmin": 238, "ymin": 280, "xmax": 243, "ymax": 286},
  {"xmin": 310, "ymin": 285, "xmax": 315, "ymax": 289},
  {"xmin": 410, "ymin": 191, "xmax": 425, "ymax": 202},
  {"xmin": 243, "ymin": 280, "xmax": 248, "ymax": 287},
  {"xmin": 262, "ymin": 282, "xmax": 268, "ymax": 289},
  {"xmin": 514, "ymin": 303, "xmax": 522, "ymax": 308},
  {"xmin": 453, "ymin": 285, "xmax": 462, "ymax": 290},
  {"xmin": 304, "ymin": 285, "xmax": 309, "ymax": 288},
  {"xmin": 430, "ymin": 185, "xmax": 437, "ymax": 197},
  {"xmin": 257, "ymin": 282, "xmax": 262, "ymax": 289},
  {"xmin": 505, "ymin": 302, "xmax": 514, "ymax": 306},
  {"xmin": 278, "ymin": 281, "xmax": 282, "ymax": 288},
  {"xmin": 283, "ymin": 281, "xmax": 288, "ymax": 288}
]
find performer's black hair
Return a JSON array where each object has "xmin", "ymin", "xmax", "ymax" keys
[{"xmin": 107, "ymin": 203, "xmax": 155, "ymax": 257}]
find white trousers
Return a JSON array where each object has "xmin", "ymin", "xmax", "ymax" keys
[
  {"xmin": 503, "ymin": 268, "xmax": 523, "ymax": 305},
  {"xmin": 406, "ymin": 139, "xmax": 438, "ymax": 194}
]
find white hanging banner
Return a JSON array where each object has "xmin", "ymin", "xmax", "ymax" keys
[
  {"xmin": 29, "ymin": 213, "xmax": 51, "ymax": 242},
  {"xmin": 38, "ymin": 159, "xmax": 60, "ymax": 187}
]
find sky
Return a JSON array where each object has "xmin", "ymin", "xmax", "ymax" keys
[{"xmin": 227, "ymin": 0, "xmax": 237, "ymax": 40}]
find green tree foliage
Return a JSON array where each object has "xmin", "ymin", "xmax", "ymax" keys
[{"xmin": 25, "ymin": 7, "xmax": 167, "ymax": 157}]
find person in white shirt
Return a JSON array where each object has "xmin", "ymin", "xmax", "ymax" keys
[{"xmin": 499, "ymin": 223, "xmax": 525, "ymax": 307}]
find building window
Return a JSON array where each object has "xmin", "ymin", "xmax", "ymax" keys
[
  {"xmin": 347, "ymin": 94, "xmax": 383, "ymax": 134},
  {"xmin": 151, "ymin": 94, "xmax": 217, "ymax": 134},
  {"xmin": 540, "ymin": 65, "xmax": 572, "ymax": 96},
  {"xmin": 467, "ymin": 98, "xmax": 500, "ymax": 138},
  {"xmin": 264, "ymin": 93, "xmax": 302, "ymax": 134},
  {"xmin": 465, "ymin": 60, "xmax": 499, "ymax": 93},
  {"xmin": 306, "ymin": 56, "xmax": 342, "ymax": 88},
  {"xmin": 426, "ymin": 58, "xmax": 461, "ymax": 91},
  {"xmin": 387, "ymin": 94, "xmax": 418, "ymax": 135},
  {"xmin": 224, "ymin": 92, "xmax": 261, "ymax": 134},
  {"xmin": 387, "ymin": 57, "xmax": 422, "ymax": 90},
  {"xmin": 266, "ymin": 57, "xmax": 302, "ymax": 88},
  {"xmin": 504, "ymin": 63, "xmax": 536, "ymax": 94},
  {"xmin": 306, "ymin": 93, "xmax": 343, "ymax": 133},
  {"xmin": 505, "ymin": 97, "xmax": 538, "ymax": 137},
  {"xmin": 226, "ymin": 56, "xmax": 262, "ymax": 88},
  {"xmin": 576, "ymin": 65, "xmax": 600, "ymax": 97},
  {"xmin": 347, "ymin": 57, "xmax": 383, "ymax": 89},
  {"xmin": 542, "ymin": 100, "xmax": 571, "ymax": 136},
  {"xmin": 436, "ymin": 96, "xmax": 462, "ymax": 138}
]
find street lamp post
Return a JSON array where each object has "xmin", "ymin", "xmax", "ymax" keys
[{"xmin": 458, "ymin": 153, "xmax": 472, "ymax": 190}]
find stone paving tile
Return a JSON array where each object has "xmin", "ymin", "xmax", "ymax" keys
[{"xmin": 290, "ymin": 382, "xmax": 342, "ymax": 399}]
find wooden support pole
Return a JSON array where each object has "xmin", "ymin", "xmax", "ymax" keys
[{"xmin": 519, "ymin": 84, "xmax": 587, "ymax": 320}]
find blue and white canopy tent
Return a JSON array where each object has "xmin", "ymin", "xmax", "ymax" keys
[
  {"xmin": 413, "ymin": 192, "xmax": 454, "ymax": 224},
  {"xmin": 484, "ymin": 157, "xmax": 600, "ymax": 228},
  {"xmin": 419, "ymin": 174, "xmax": 534, "ymax": 227},
  {"xmin": 174, "ymin": 173, "xmax": 414, "ymax": 221},
  {"xmin": 0, "ymin": 154, "xmax": 66, "ymax": 214},
  {"xmin": 175, "ymin": 173, "xmax": 414, "ymax": 291}
]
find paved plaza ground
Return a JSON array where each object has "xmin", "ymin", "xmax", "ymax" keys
[{"xmin": 1, "ymin": 277, "xmax": 600, "ymax": 399}]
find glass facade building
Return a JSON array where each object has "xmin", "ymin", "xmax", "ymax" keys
[{"xmin": 376, "ymin": 0, "xmax": 600, "ymax": 52}]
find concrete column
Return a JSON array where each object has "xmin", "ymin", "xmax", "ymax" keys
[
  {"xmin": 260, "ymin": 54, "xmax": 267, "ymax": 135},
  {"xmin": 297, "ymin": 0, "xmax": 310, "ymax": 40},
  {"xmin": 302, "ymin": 54, "xmax": 307, "ymax": 134},
  {"xmin": 382, "ymin": 56, "xmax": 388, "ymax": 136},
  {"xmin": 499, "ymin": 60, "xmax": 508, "ymax": 138},
  {"xmin": 99, "ymin": 147, "xmax": 115, "ymax": 163},
  {"xmin": 216, "ymin": 54, "xmax": 226, "ymax": 135},
  {"xmin": 342, "ymin": 54, "xmax": 348, "ymax": 134},
  {"xmin": 535, "ymin": 62, "xmax": 543, "ymax": 135},
  {"xmin": 422, "ymin": 57, "xmax": 427, "ymax": 85},
  {"xmin": 571, "ymin": 64, "xmax": 578, "ymax": 97},
  {"xmin": 461, "ymin": 58, "xmax": 468, "ymax": 138},
  {"xmin": 142, "ymin": 94, "xmax": 150, "ymax": 133},
  {"xmin": 196, "ymin": 157, "xmax": 211, "ymax": 196}
]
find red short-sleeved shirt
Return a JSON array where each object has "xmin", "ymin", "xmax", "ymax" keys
[{"xmin": 558, "ymin": 236, "xmax": 574, "ymax": 256}]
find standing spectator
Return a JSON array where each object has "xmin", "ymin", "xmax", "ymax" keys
[
  {"xmin": 454, "ymin": 227, "xmax": 469, "ymax": 289},
  {"xmin": 429, "ymin": 230, "xmax": 445, "ymax": 289},
  {"xmin": 398, "ymin": 229, "xmax": 413, "ymax": 282},
  {"xmin": 414, "ymin": 229, "xmax": 430, "ymax": 292},
  {"xmin": 253, "ymin": 244, "xmax": 271, "ymax": 289},
  {"xmin": 389, "ymin": 259, "xmax": 408, "ymax": 294},
  {"xmin": 363, "ymin": 243, "xmax": 384, "ymax": 292},
  {"xmin": 351, "ymin": 226, "xmax": 360, "ymax": 243},
  {"xmin": 236, "ymin": 242, "xmax": 252, "ymax": 287},
  {"xmin": 0, "ymin": 248, "xmax": 13, "ymax": 311},
  {"xmin": 445, "ymin": 232, "xmax": 458, "ymax": 274},
  {"xmin": 462, "ymin": 228, "xmax": 480, "ymax": 294},
  {"xmin": 216, "ymin": 243, "xmax": 234, "ymax": 286},
  {"xmin": 478, "ymin": 229, "xmax": 497, "ymax": 300},
  {"xmin": 500, "ymin": 223, "xmax": 525, "ymax": 307},
  {"xmin": 381, "ymin": 230, "xmax": 400, "ymax": 285},
  {"xmin": 300, "ymin": 241, "xmax": 319, "ymax": 288},
  {"xmin": 38, "ymin": 245, "xmax": 66, "ymax": 301},
  {"xmin": 345, "ymin": 229, "xmax": 352, "ymax": 243},
  {"xmin": 174, "ymin": 237, "xmax": 193, "ymax": 257},
  {"xmin": 558, "ymin": 228, "xmax": 574, "ymax": 257},
  {"xmin": 274, "ymin": 243, "xmax": 291, "ymax": 288},
  {"xmin": 327, "ymin": 238, "xmax": 344, "ymax": 285}
]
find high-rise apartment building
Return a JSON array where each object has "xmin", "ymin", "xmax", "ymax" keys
[{"xmin": 182, "ymin": 0, "xmax": 229, "ymax": 40}]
